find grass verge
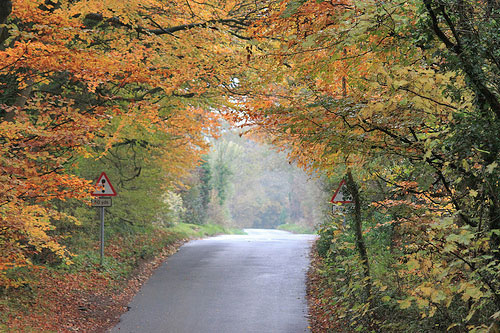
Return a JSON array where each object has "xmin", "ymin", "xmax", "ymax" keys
[{"xmin": 277, "ymin": 223, "xmax": 316, "ymax": 234}]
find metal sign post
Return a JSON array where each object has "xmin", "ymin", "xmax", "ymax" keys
[
  {"xmin": 91, "ymin": 172, "xmax": 117, "ymax": 266},
  {"xmin": 100, "ymin": 206, "xmax": 105, "ymax": 265},
  {"xmin": 332, "ymin": 204, "xmax": 349, "ymax": 226}
]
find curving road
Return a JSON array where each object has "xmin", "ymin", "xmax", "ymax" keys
[{"xmin": 111, "ymin": 229, "xmax": 316, "ymax": 333}]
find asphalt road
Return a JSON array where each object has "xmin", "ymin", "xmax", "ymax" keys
[{"xmin": 110, "ymin": 229, "xmax": 316, "ymax": 333}]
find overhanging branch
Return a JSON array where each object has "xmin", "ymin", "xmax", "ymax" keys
[{"xmin": 84, "ymin": 13, "xmax": 250, "ymax": 36}]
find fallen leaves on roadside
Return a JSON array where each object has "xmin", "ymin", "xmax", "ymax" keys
[
  {"xmin": 4, "ymin": 239, "xmax": 187, "ymax": 332},
  {"xmin": 306, "ymin": 241, "xmax": 352, "ymax": 333}
]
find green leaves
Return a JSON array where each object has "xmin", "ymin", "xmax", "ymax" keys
[
  {"xmin": 281, "ymin": 0, "xmax": 308, "ymax": 18},
  {"xmin": 445, "ymin": 230, "xmax": 474, "ymax": 246}
]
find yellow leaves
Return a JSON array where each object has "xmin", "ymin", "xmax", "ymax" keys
[
  {"xmin": 469, "ymin": 189, "xmax": 479, "ymax": 198},
  {"xmin": 398, "ymin": 297, "xmax": 413, "ymax": 309},
  {"xmin": 0, "ymin": 201, "xmax": 76, "ymax": 285},
  {"xmin": 406, "ymin": 258, "xmax": 420, "ymax": 271},
  {"xmin": 392, "ymin": 79, "xmax": 408, "ymax": 89},
  {"xmin": 486, "ymin": 161, "xmax": 498, "ymax": 174},
  {"xmin": 416, "ymin": 297, "xmax": 429, "ymax": 309},
  {"xmin": 397, "ymin": 283, "xmax": 450, "ymax": 318},
  {"xmin": 430, "ymin": 290, "xmax": 447, "ymax": 303},
  {"xmin": 381, "ymin": 295, "xmax": 391, "ymax": 303},
  {"xmin": 459, "ymin": 283, "xmax": 484, "ymax": 302},
  {"xmin": 418, "ymin": 285, "xmax": 434, "ymax": 298}
]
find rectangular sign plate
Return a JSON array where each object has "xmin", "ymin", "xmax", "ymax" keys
[{"xmin": 92, "ymin": 197, "xmax": 112, "ymax": 207}]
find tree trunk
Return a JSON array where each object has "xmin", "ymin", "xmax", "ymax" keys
[
  {"xmin": 345, "ymin": 169, "xmax": 372, "ymax": 302},
  {"xmin": 0, "ymin": 0, "xmax": 12, "ymax": 46},
  {"xmin": 0, "ymin": 0, "xmax": 31, "ymax": 123}
]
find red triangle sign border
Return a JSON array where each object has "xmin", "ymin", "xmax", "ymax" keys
[
  {"xmin": 330, "ymin": 179, "xmax": 353, "ymax": 204},
  {"xmin": 91, "ymin": 172, "xmax": 117, "ymax": 197}
]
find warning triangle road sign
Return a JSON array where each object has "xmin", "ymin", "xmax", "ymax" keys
[
  {"xmin": 91, "ymin": 172, "xmax": 117, "ymax": 197},
  {"xmin": 330, "ymin": 180, "xmax": 353, "ymax": 204}
]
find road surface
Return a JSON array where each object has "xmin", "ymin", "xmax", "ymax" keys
[{"xmin": 111, "ymin": 229, "xmax": 316, "ymax": 333}]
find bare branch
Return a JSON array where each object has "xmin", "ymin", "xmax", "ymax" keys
[{"xmin": 84, "ymin": 13, "xmax": 250, "ymax": 37}]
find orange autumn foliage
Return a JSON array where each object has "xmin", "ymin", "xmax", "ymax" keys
[{"xmin": 0, "ymin": 0, "xmax": 263, "ymax": 286}]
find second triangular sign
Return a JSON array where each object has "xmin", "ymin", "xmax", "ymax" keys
[{"xmin": 330, "ymin": 179, "xmax": 352, "ymax": 204}]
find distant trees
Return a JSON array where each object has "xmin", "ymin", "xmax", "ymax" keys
[
  {"xmin": 176, "ymin": 128, "xmax": 327, "ymax": 230},
  {"xmin": 178, "ymin": 160, "xmax": 212, "ymax": 225},
  {"xmin": 210, "ymin": 130, "xmax": 327, "ymax": 229}
]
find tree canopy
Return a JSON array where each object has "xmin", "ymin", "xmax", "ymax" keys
[{"xmin": 1, "ymin": 0, "xmax": 499, "ymax": 330}]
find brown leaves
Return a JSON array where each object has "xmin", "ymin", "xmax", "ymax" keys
[
  {"xmin": 3, "ymin": 235, "xmax": 187, "ymax": 332},
  {"xmin": 306, "ymin": 242, "xmax": 353, "ymax": 333}
]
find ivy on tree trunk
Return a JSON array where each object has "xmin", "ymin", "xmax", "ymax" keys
[{"xmin": 345, "ymin": 169, "xmax": 372, "ymax": 303}]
